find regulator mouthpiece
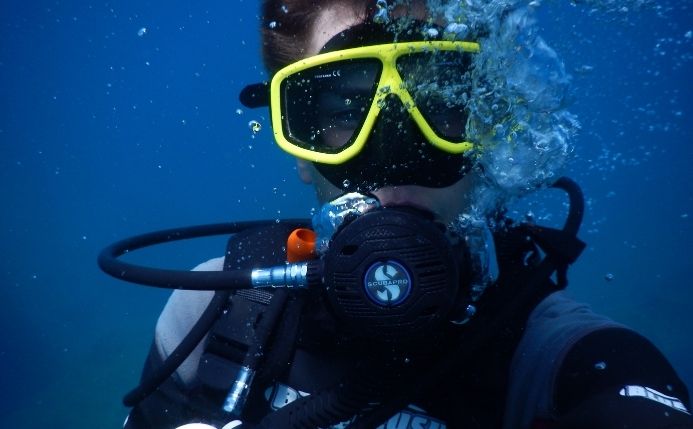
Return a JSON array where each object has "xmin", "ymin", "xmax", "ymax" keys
[{"xmin": 321, "ymin": 206, "xmax": 461, "ymax": 343}]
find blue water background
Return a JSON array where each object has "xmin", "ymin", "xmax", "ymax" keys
[{"xmin": 0, "ymin": 1, "xmax": 691, "ymax": 427}]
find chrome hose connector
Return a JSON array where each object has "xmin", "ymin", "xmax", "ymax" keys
[{"xmin": 251, "ymin": 262, "xmax": 309, "ymax": 288}]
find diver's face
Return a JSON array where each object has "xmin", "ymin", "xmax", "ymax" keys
[{"xmin": 297, "ymin": 6, "xmax": 475, "ymax": 223}]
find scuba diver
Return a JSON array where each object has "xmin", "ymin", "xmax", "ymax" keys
[{"xmin": 100, "ymin": 0, "xmax": 693, "ymax": 428}]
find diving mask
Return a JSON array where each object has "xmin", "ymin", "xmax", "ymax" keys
[
  {"xmin": 241, "ymin": 21, "xmax": 481, "ymax": 191},
  {"xmin": 270, "ymin": 39, "xmax": 479, "ymax": 165}
]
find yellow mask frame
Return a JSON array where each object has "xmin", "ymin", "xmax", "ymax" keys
[{"xmin": 269, "ymin": 40, "xmax": 481, "ymax": 165}]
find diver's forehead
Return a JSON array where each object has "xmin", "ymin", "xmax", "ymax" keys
[{"xmin": 309, "ymin": 6, "xmax": 363, "ymax": 57}]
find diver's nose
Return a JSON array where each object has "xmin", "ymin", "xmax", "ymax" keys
[{"xmin": 312, "ymin": 93, "xmax": 468, "ymax": 192}]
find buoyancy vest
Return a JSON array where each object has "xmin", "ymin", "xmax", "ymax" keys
[{"xmin": 189, "ymin": 219, "xmax": 590, "ymax": 428}]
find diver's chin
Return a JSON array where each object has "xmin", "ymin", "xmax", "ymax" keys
[
  {"xmin": 371, "ymin": 179, "xmax": 471, "ymax": 224},
  {"xmin": 371, "ymin": 185, "xmax": 434, "ymax": 212}
]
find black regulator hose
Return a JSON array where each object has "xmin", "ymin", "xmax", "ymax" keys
[
  {"xmin": 551, "ymin": 176, "xmax": 584, "ymax": 236},
  {"xmin": 123, "ymin": 289, "xmax": 231, "ymax": 407},
  {"xmin": 98, "ymin": 220, "xmax": 307, "ymax": 407},
  {"xmin": 98, "ymin": 220, "xmax": 307, "ymax": 290}
]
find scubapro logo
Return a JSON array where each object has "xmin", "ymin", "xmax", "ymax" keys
[{"xmin": 364, "ymin": 260, "xmax": 411, "ymax": 306}]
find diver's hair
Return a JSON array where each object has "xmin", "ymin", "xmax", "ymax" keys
[{"xmin": 260, "ymin": 0, "xmax": 375, "ymax": 73}]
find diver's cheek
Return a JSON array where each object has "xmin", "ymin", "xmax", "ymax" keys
[{"xmin": 312, "ymin": 169, "xmax": 346, "ymax": 204}]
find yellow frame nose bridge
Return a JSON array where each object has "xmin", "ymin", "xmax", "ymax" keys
[
  {"xmin": 359, "ymin": 67, "xmax": 420, "ymax": 140},
  {"xmin": 371, "ymin": 61, "xmax": 414, "ymax": 109},
  {"xmin": 270, "ymin": 40, "xmax": 481, "ymax": 165}
]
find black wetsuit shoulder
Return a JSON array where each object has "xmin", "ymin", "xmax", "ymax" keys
[{"xmin": 550, "ymin": 327, "xmax": 693, "ymax": 428}]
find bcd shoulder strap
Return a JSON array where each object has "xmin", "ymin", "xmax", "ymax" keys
[{"xmin": 197, "ymin": 222, "xmax": 306, "ymax": 406}]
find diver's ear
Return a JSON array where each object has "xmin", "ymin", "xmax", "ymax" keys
[{"xmin": 296, "ymin": 159, "xmax": 313, "ymax": 184}]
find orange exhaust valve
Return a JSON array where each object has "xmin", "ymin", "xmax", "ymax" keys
[{"xmin": 286, "ymin": 228, "xmax": 317, "ymax": 262}]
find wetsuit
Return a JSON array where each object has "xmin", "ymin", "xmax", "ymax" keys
[{"xmin": 124, "ymin": 224, "xmax": 693, "ymax": 429}]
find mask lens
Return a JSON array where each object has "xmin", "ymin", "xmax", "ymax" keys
[
  {"xmin": 396, "ymin": 50, "xmax": 473, "ymax": 141},
  {"xmin": 280, "ymin": 59, "xmax": 382, "ymax": 153}
]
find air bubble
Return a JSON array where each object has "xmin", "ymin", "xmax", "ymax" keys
[
  {"xmin": 373, "ymin": 0, "xmax": 389, "ymax": 24},
  {"xmin": 444, "ymin": 23, "xmax": 468, "ymax": 39},
  {"xmin": 248, "ymin": 120, "xmax": 261, "ymax": 135},
  {"xmin": 425, "ymin": 28, "xmax": 439, "ymax": 37}
]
